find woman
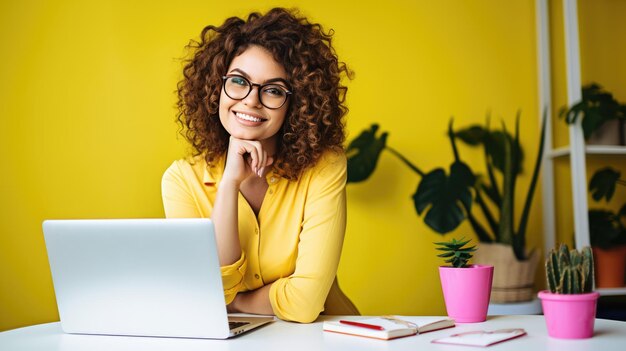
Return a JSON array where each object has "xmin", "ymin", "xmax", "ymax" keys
[{"xmin": 162, "ymin": 8, "xmax": 358, "ymax": 323}]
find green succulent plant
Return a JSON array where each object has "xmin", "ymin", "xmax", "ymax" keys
[
  {"xmin": 434, "ymin": 237, "xmax": 476, "ymax": 268},
  {"xmin": 545, "ymin": 244, "xmax": 594, "ymax": 294}
]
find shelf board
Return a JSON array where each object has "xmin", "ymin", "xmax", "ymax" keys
[
  {"xmin": 597, "ymin": 287, "xmax": 626, "ymax": 296},
  {"xmin": 549, "ymin": 145, "xmax": 626, "ymax": 158}
]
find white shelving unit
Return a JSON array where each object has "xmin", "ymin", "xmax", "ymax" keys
[
  {"xmin": 563, "ymin": 0, "xmax": 591, "ymax": 250},
  {"xmin": 550, "ymin": 145, "xmax": 626, "ymax": 158},
  {"xmin": 537, "ymin": 0, "xmax": 556, "ymax": 257},
  {"xmin": 539, "ymin": 0, "xmax": 626, "ymax": 296}
]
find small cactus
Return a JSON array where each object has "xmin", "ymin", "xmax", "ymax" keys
[
  {"xmin": 545, "ymin": 244, "xmax": 594, "ymax": 294},
  {"xmin": 434, "ymin": 237, "xmax": 476, "ymax": 268}
]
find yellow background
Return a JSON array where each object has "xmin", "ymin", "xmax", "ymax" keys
[{"xmin": 1, "ymin": 0, "xmax": 623, "ymax": 331}]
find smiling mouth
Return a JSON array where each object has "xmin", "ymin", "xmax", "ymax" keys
[{"xmin": 235, "ymin": 111, "xmax": 267, "ymax": 123}]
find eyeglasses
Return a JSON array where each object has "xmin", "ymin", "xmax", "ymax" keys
[{"xmin": 222, "ymin": 75, "xmax": 292, "ymax": 109}]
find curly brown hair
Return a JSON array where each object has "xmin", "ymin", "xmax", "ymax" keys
[{"xmin": 176, "ymin": 7, "xmax": 352, "ymax": 179}]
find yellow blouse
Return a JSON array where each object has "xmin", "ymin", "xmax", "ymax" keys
[{"xmin": 161, "ymin": 150, "xmax": 347, "ymax": 323}]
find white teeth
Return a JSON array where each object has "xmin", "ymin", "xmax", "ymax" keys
[{"xmin": 235, "ymin": 112, "xmax": 264, "ymax": 122}]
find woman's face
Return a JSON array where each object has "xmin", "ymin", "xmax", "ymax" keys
[{"xmin": 219, "ymin": 45, "xmax": 290, "ymax": 151}]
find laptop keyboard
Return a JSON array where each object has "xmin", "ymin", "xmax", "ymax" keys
[{"xmin": 229, "ymin": 321, "xmax": 251, "ymax": 330}]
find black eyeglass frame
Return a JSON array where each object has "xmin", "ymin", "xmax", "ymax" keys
[{"xmin": 222, "ymin": 75, "xmax": 292, "ymax": 110}]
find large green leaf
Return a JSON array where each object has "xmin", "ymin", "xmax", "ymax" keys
[
  {"xmin": 488, "ymin": 130, "xmax": 524, "ymax": 175},
  {"xmin": 514, "ymin": 111, "xmax": 547, "ymax": 260},
  {"xmin": 412, "ymin": 161, "xmax": 475, "ymax": 234},
  {"xmin": 454, "ymin": 126, "xmax": 486, "ymax": 146},
  {"xmin": 589, "ymin": 167, "xmax": 621, "ymax": 202},
  {"xmin": 455, "ymin": 126, "xmax": 524, "ymax": 175},
  {"xmin": 346, "ymin": 124, "xmax": 388, "ymax": 183}
]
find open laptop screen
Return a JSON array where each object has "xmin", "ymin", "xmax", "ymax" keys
[{"xmin": 43, "ymin": 218, "xmax": 234, "ymax": 338}]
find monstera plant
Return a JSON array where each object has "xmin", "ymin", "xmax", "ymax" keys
[{"xmin": 346, "ymin": 113, "xmax": 547, "ymax": 261}]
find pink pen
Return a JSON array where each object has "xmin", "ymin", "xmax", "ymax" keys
[{"xmin": 339, "ymin": 320, "xmax": 385, "ymax": 331}]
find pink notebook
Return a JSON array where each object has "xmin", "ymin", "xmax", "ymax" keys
[{"xmin": 432, "ymin": 328, "xmax": 526, "ymax": 347}]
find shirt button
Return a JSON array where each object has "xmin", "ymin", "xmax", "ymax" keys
[
  {"xmin": 270, "ymin": 177, "xmax": 276, "ymax": 183},
  {"xmin": 254, "ymin": 274, "xmax": 260, "ymax": 279},
  {"xmin": 254, "ymin": 228, "xmax": 259, "ymax": 235},
  {"xmin": 268, "ymin": 189, "xmax": 274, "ymax": 194}
]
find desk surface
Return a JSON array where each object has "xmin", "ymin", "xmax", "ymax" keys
[{"xmin": 2, "ymin": 315, "xmax": 626, "ymax": 351}]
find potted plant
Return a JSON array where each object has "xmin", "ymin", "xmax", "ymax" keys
[
  {"xmin": 588, "ymin": 167, "xmax": 626, "ymax": 287},
  {"xmin": 436, "ymin": 237, "xmax": 493, "ymax": 323},
  {"xmin": 560, "ymin": 83, "xmax": 626, "ymax": 145},
  {"xmin": 435, "ymin": 238, "xmax": 493, "ymax": 323},
  {"xmin": 538, "ymin": 244, "xmax": 599, "ymax": 339},
  {"xmin": 346, "ymin": 112, "xmax": 546, "ymax": 302}
]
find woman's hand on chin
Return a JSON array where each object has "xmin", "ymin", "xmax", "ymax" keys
[{"xmin": 222, "ymin": 136, "xmax": 274, "ymax": 185}]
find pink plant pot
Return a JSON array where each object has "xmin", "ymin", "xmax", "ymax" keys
[
  {"xmin": 439, "ymin": 265, "xmax": 494, "ymax": 323},
  {"xmin": 538, "ymin": 290, "xmax": 600, "ymax": 339}
]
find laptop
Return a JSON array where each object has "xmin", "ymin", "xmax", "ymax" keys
[{"xmin": 42, "ymin": 218, "xmax": 273, "ymax": 339}]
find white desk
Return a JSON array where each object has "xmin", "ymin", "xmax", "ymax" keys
[{"xmin": 2, "ymin": 315, "xmax": 626, "ymax": 351}]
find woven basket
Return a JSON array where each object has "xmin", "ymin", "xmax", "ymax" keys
[{"xmin": 473, "ymin": 243, "xmax": 540, "ymax": 303}]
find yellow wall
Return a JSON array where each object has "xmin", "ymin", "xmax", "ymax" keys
[{"xmin": 1, "ymin": 0, "xmax": 543, "ymax": 330}]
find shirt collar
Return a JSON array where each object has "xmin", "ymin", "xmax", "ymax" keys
[{"xmin": 202, "ymin": 156, "xmax": 225, "ymax": 186}]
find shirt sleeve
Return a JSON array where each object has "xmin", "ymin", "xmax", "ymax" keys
[
  {"xmin": 220, "ymin": 252, "xmax": 248, "ymax": 304},
  {"xmin": 161, "ymin": 160, "xmax": 248, "ymax": 303},
  {"xmin": 269, "ymin": 151, "xmax": 347, "ymax": 323},
  {"xmin": 161, "ymin": 161, "xmax": 202, "ymax": 218}
]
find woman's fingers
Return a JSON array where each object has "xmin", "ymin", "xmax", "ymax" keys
[
  {"xmin": 227, "ymin": 136, "xmax": 274, "ymax": 179},
  {"xmin": 246, "ymin": 146, "xmax": 259, "ymax": 173},
  {"xmin": 259, "ymin": 150, "xmax": 268, "ymax": 177},
  {"xmin": 256, "ymin": 150, "xmax": 265, "ymax": 177},
  {"xmin": 247, "ymin": 142, "xmax": 270, "ymax": 177}
]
